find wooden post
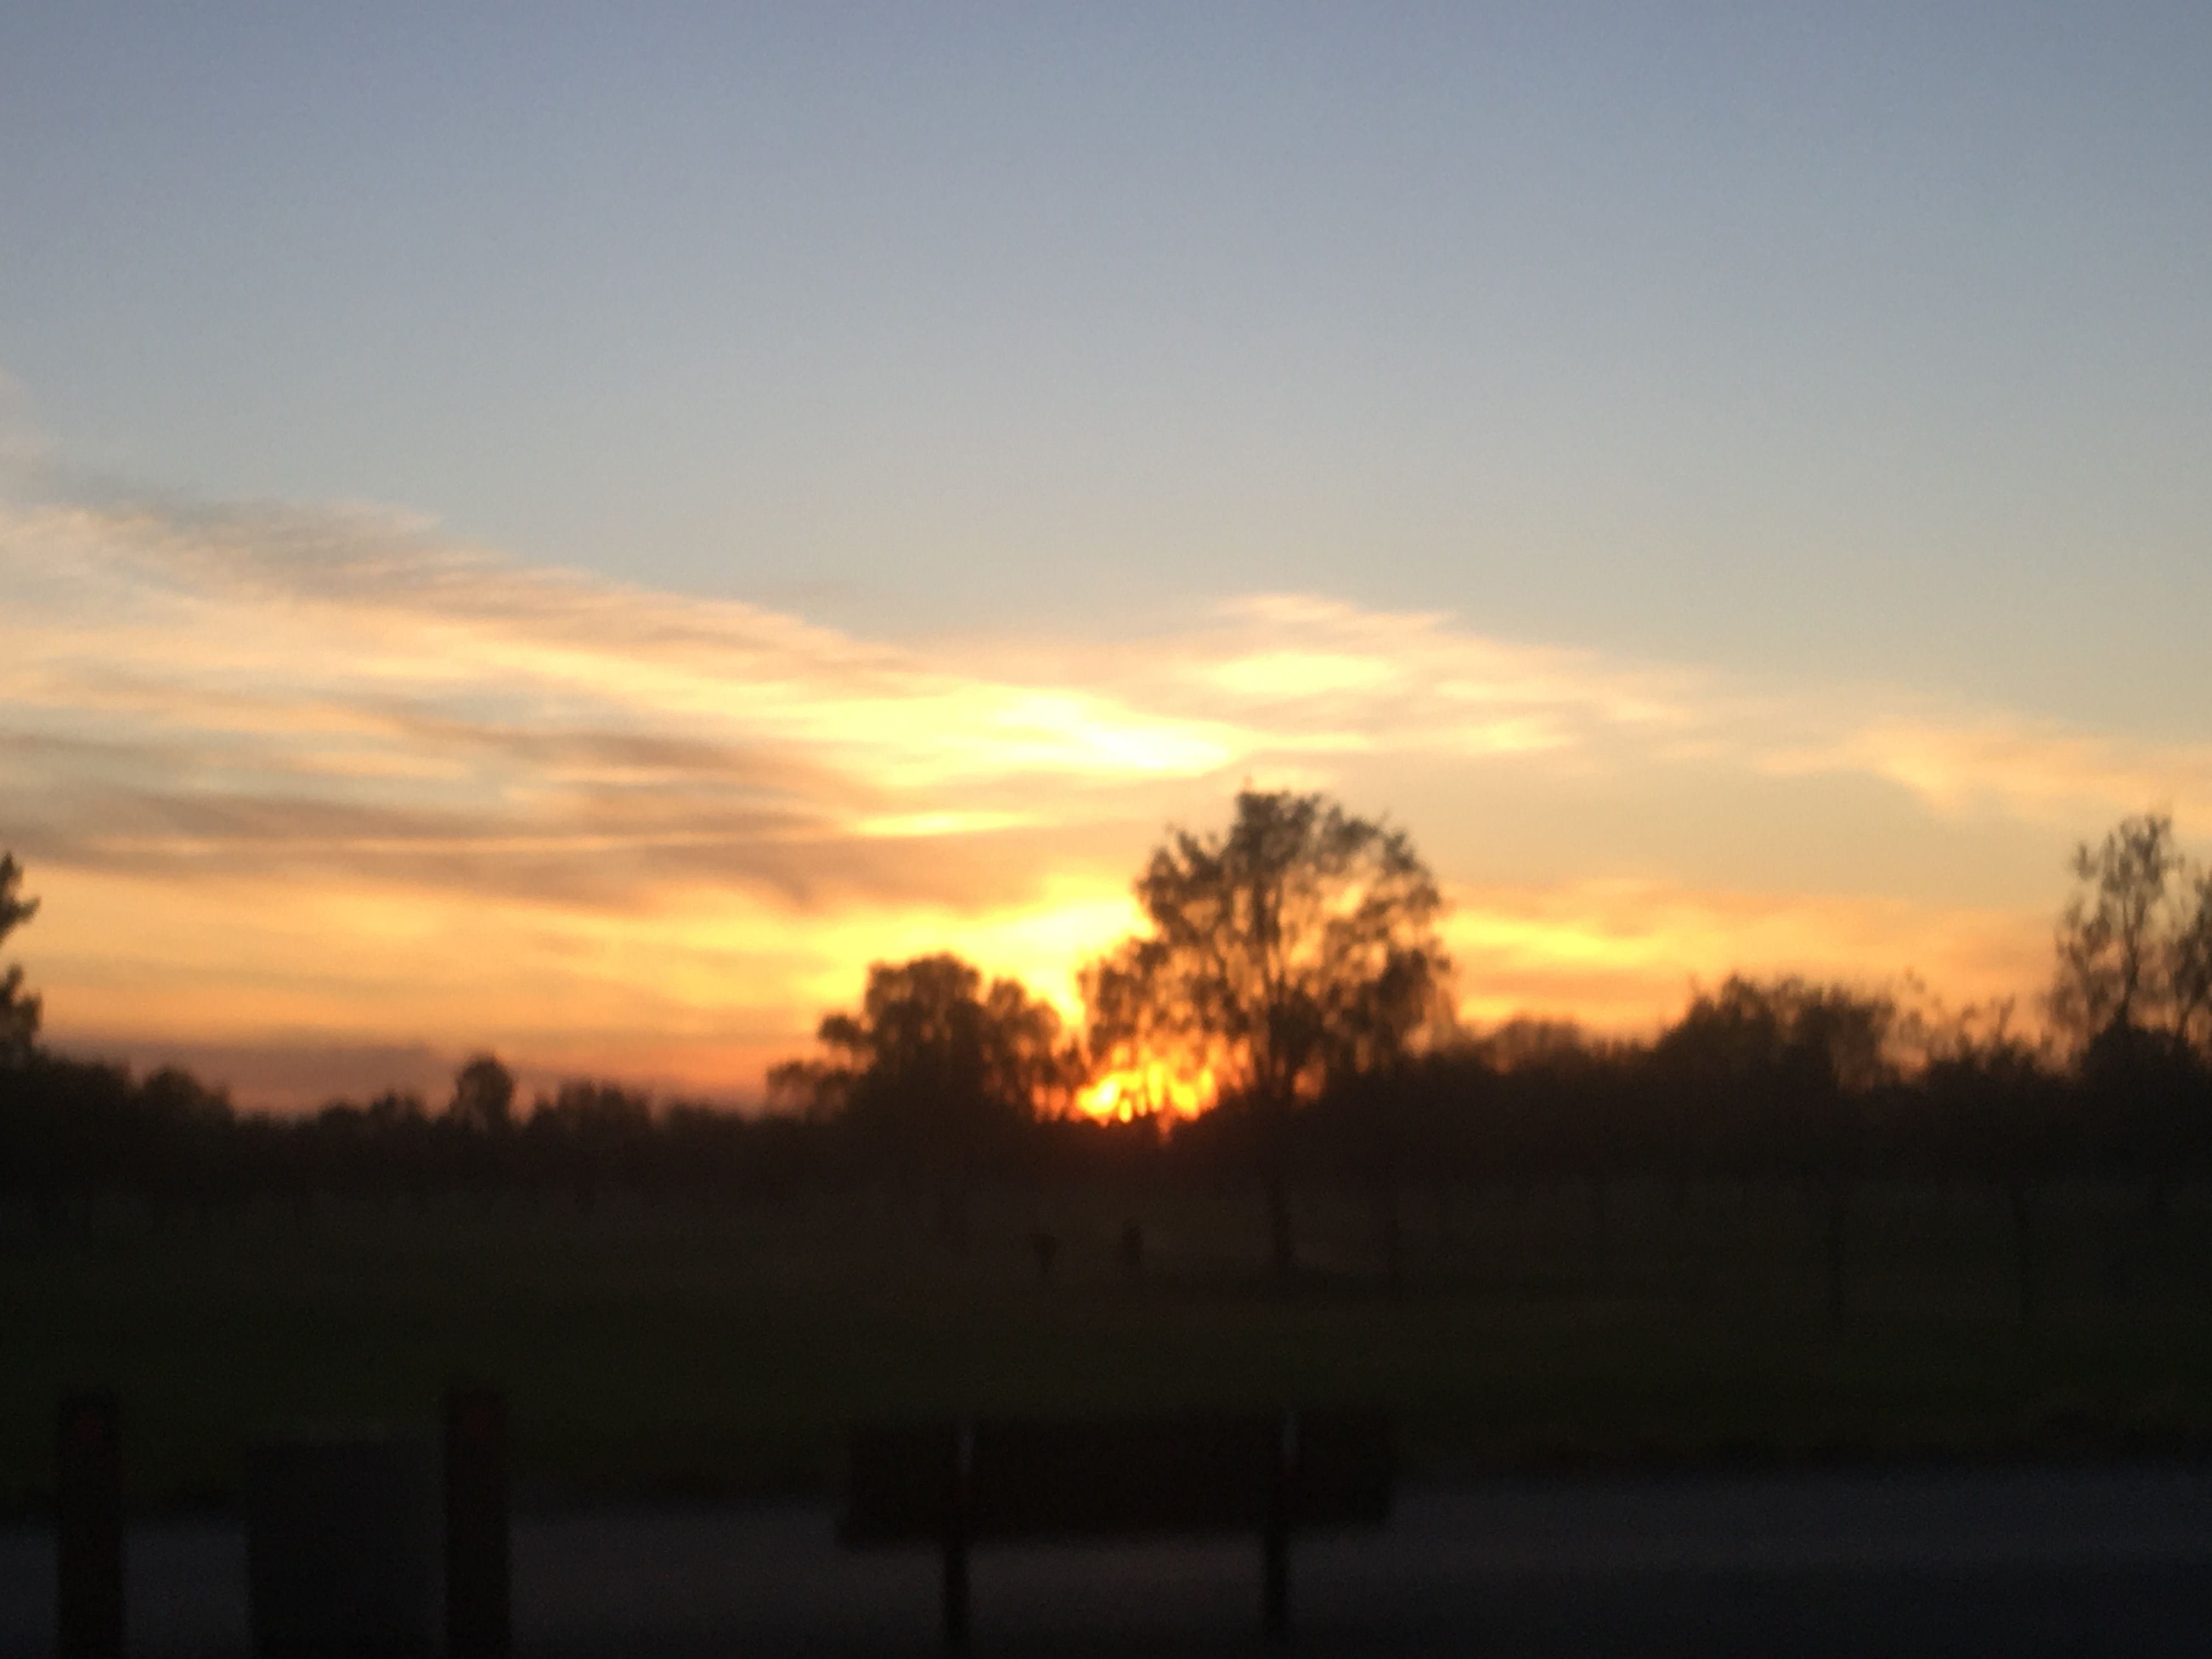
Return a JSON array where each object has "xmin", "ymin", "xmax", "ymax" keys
[
  {"xmin": 943, "ymin": 1419, "xmax": 972, "ymax": 1651},
  {"xmin": 1262, "ymin": 1408, "xmax": 1295, "ymax": 1643},
  {"xmin": 445, "ymin": 1387, "xmax": 510, "ymax": 1659},
  {"xmin": 57, "ymin": 1392, "xmax": 124, "ymax": 1659}
]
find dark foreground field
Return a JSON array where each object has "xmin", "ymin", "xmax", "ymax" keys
[
  {"xmin": 6, "ymin": 1467, "xmax": 2212, "ymax": 1655},
  {"xmin": 9, "ymin": 1177, "xmax": 2212, "ymax": 1510}
]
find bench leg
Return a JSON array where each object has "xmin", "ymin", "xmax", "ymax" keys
[
  {"xmin": 943, "ymin": 1531, "xmax": 970, "ymax": 1650},
  {"xmin": 1263, "ymin": 1406, "xmax": 1295, "ymax": 1643},
  {"xmin": 943, "ymin": 1419, "xmax": 973, "ymax": 1650},
  {"xmin": 445, "ymin": 1386, "xmax": 510, "ymax": 1659},
  {"xmin": 1261, "ymin": 1516, "xmax": 1289, "ymax": 1643}
]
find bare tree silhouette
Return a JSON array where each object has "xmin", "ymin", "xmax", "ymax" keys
[
  {"xmin": 0, "ymin": 853, "xmax": 40, "ymax": 1067},
  {"xmin": 2050, "ymin": 812, "xmax": 2187, "ymax": 1051}
]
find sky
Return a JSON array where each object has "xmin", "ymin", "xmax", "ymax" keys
[{"xmin": 3, "ymin": 5, "xmax": 2209, "ymax": 1108}]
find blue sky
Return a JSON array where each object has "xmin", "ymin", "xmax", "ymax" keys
[
  {"xmin": 3, "ymin": 7, "xmax": 2209, "ymax": 1102},
  {"xmin": 9, "ymin": 7, "xmax": 2209, "ymax": 699}
]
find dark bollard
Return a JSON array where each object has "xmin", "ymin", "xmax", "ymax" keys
[
  {"xmin": 1261, "ymin": 1408, "xmax": 1296, "ymax": 1644},
  {"xmin": 445, "ymin": 1388, "xmax": 510, "ymax": 1659},
  {"xmin": 246, "ymin": 1432, "xmax": 437, "ymax": 1659},
  {"xmin": 57, "ymin": 1392, "xmax": 123, "ymax": 1659},
  {"xmin": 943, "ymin": 1420, "xmax": 973, "ymax": 1651}
]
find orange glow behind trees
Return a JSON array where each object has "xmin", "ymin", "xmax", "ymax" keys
[{"xmin": 1073, "ymin": 1055, "xmax": 1218, "ymax": 1122}]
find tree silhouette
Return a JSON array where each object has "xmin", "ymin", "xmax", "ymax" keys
[
  {"xmin": 526, "ymin": 1080, "xmax": 652, "ymax": 1212},
  {"xmin": 772, "ymin": 953, "xmax": 1075, "ymax": 1244},
  {"xmin": 443, "ymin": 1053, "xmax": 518, "ymax": 1195},
  {"xmin": 1916, "ymin": 1004, "xmax": 2058, "ymax": 1325},
  {"xmin": 449, "ymin": 1054, "xmax": 517, "ymax": 1136},
  {"xmin": 1085, "ymin": 790, "xmax": 1451, "ymax": 1278},
  {"xmin": 1655, "ymin": 976, "xmax": 1898, "ymax": 1317},
  {"xmin": 2169, "ymin": 866, "xmax": 2212, "ymax": 1058},
  {"xmin": 1, "ymin": 853, "xmax": 41, "ymax": 1067},
  {"xmin": 2050, "ymin": 813, "xmax": 2186, "ymax": 1049},
  {"xmin": 2046, "ymin": 815, "xmax": 2212, "ymax": 1238}
]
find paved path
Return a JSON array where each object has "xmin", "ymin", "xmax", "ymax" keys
[{"xmin": 6, "ymin": 1464, "xmax": 2212, "ymax": 1655}]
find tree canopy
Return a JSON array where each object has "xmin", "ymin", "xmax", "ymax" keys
[
  {"xmin": 1085, "ymin": 789, "xmax": 1453, "ymax": 1107},
  {"xmin": 770, "ymin": 952, "xmax": 1076, "ymax": 1240},
  {"xmin": 1084, "ymin": 789, "xmax": 1453, "ymax": 1273}
]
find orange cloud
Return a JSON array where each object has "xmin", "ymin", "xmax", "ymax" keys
[
  {"xmin": 2, "ymin": 487, "xmax": 2194, "ymax": 1107},
  {"xmin": 1443, "ymin": 880, "xmax": 2048, "ymax": 1034}
]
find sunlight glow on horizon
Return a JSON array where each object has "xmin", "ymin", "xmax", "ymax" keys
[
  {"xmin": 5, "ymin": 8, "xmax": 2210, "ymax": 1117},
  {"xmin": 2, "ymin": 487, "xmax": 2200, "ymax": 1109},
  {"xmin": 1076, "ymin": 1058, "xmax": 1219, "ymax": 1123}
]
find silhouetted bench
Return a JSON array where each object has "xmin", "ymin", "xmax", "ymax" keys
[
  {"xmin": 55, "ymin": 1386, "xmax": 512, "ymax": 1659},
  {"xmin": 842, "ymin": 1409, "xmax": 1392, "ymax": 1646}
]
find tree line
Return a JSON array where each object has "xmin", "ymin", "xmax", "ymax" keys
[{"xmin": 4, "ymin": 804, "xmax": 2212, "ymax": 1305}]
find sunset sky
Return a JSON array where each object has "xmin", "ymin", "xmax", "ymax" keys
[{"xmin": 4, "ymin": 7, "xmax": 2210, "ymax": 1107}]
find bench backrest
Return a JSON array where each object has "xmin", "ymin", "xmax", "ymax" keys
[{"xmin": 843, "ymin": 1409, "xmax": 1391, "ymax": 1544}]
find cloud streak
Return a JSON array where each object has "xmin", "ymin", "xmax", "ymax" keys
[{"xmin": 2, "ymin": 486, "xmax": 2199, "ymax": 1103}]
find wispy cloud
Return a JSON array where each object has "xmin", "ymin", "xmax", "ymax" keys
[
  {"xmin": 1, "ymin": 484, "xmax": 2198, "ymax": 1103},
  {"xmin": 1770, "ymin": 719, "xmax": 2212, "ymax": 827}
]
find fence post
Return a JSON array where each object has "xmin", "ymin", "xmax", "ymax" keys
[
  {"xmin": 445, "ymin": 1387, "xmax": 510, "ymax": 1659},
  {"xmin": 1262, "ymin": 1408, "xmax": 1295, "ymax": 1643},
  {"xmin": 57, "ymin": 1392, "xmax": 123, "ymax": 1659}
]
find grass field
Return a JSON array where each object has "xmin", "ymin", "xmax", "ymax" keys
[{"xmin": 8, "ymin": 1177, "xmax": 2212, "ymax": 1513}]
